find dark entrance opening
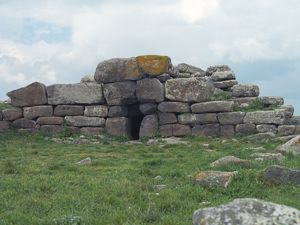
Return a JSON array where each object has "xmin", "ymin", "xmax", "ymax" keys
[{"xmin": 128, "ymin": 104, "xmax": 144, "ymax": 140}]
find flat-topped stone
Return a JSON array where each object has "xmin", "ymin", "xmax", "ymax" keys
[
  {"xmin": 178, "ymin": 113, "xmax": 218, "ymax": 125},
  {"xmin": 103, "ymin": 81, "xmax": 136, "ymax": 105},
  {"xmin": 136, "ymin": 55, "xmax": 171, "ymax": 76},
  {"xmin": 244, "ymin": 110, "xmax": 285, "ymax": 125},
  {"xmin": 23, "ymin": 106, "xmax": 53, "ymax": 120},
  {"xmin": 176, "ymin": 63, "xmax": 205, "ymax": 75},
  {"xmin": 65, "ymin": 116, "xmax": 105, "ymax": 127},
  {"xmin": 206, "ymin": 65, "xmax": 231, "ymax": 76},
  {"xmin": 191, "ymin": 101, "xmax": 234, "ymax": 113},
  {"xmin": 2, "ymin": 108, "xmax": 23, "ymax": 121},
  {"xmin": 232, "ymin": 84, "xmax": 259, "ymax": 97},
  {"xmin": 211, "ymin": 70, "xmax": 235, "ymax": 81},
  {"xmin": 158, "ymin": 102, "xmax": 190, "ymax": 113}
]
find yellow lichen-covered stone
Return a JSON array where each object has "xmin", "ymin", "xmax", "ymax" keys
[{"xmin": 137, "ymin": 55, "xmax": 171, "ymax": 76}]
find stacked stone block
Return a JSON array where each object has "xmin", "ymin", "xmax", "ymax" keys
[{"xmin": 0, "ymin": 55, "xmax": 299, "ymax": 139}]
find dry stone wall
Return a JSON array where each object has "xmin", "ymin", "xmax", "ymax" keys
[{"xmin": 1, "ymin": 55, "xmax": 299, "ymax": 139}]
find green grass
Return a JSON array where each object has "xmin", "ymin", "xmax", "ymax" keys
[
  {"xmin": 233, "ymin": 99, "xmax": 279, "ymax": 112},
  {"xmin": 0, "ymin": 102, "xmax": 12, "ymax": 110},
  {"xmin": 0, "ymin": 132, "xmax": 299, "ymax": 225}
]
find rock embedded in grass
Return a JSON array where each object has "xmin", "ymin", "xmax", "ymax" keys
[
  {"xmin": 192, "ymin": 198, "xmax": 300, "ymax": 225},
  {"xmin": 195, "ymin": 171, "xmax": 237, "ymax": 188},
  {"xmin": 250, "ymin": 153, "xmax": 284, "ymax": 161},
  {"xmin": 210, "ymin": 156, "xmax": 251, "ymax": 168},
  {"xmin": 276, "ymin": 135, "xmax": 300, "ymax": 156},
  {"xmin": 77, "ymin": 157, "xmax": 92, "ymax": 166},
  {"xmin": 261, "ymin": 165, "xmax": 300, "ymax": 186}
]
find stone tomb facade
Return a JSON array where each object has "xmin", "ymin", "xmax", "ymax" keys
[{"xmin": 1, "ymin": 55, "xmax": 299, "ymax": 139}]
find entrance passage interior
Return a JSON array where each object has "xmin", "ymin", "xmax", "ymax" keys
[{"xmin": 128, "ymin": 104, "xmax": 144, "ymax": 140}]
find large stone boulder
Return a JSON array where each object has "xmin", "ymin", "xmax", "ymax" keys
[
  {"xmin": 0, "ymin": 121, "xmax": 11, "ymax": 132},
  {"xmin": 139, "ymin": 103, "xmax": 157, "ymax": 115},
  {"xmin": 210, "ymin": 156, "xmax": 250, "ymax": 168},
  {"xmin": 136, "ymin": 55, "xmax": 170, "ymax": 76},
  {"xmin": 276, "ymin": 135, "xmax": 300, "ymax": 156},
  {"xmin": 36, "ymin": 117, "xmax": 64, "ymax": 125},
  {"xmin": 136, "ymin": 78, "xmax": 164, "ymax": 103},
  {"xmin": 243, "ymin": 110, "xmax": 285, "ymax": 125},
  {"xmin": 13, "ymin": 118, "xmax": 36, "ymax": 129},
  {"xmin": 232, "ymin": 84, "xmax": 259, "ymax": 97},
  {"xmin": 108, "ymin": 106, "xmax": 128, "ymax": 117},
  {"xmin": 158, "ymin": 102, "xmax": 190, "ymax": 113},
  {"xmin": 2, "ymin": 108, "xmax": 23, "ymax": 121},
  {"xmin": 159, "ymin": 124, "xmax": 191, "ymax": 137},
  {"xmin": 192, "ymin": 198, "xmax": 300, "ymax": 225},
  {"xmin": 191, "ymin": 101, "xmax": 234, "ymax": 113},
  {"xmin": 103, "ymin": 81, "xmax": 137, "ymax": 105},
  {"xmin": 65, "ymin": 116, "xmax": 105, "ymax": 127},
  {"xmin": 211, "ymin": 70, "xmax": 235, "ymax": 81},
  {"xmin": 262, "ymin": 165, "xmax": 300, "ymax": 186},
  {"xmin": 84, "ymin": 105, "xmax": 108, "ymax": 117},
  {"xmin": 178, "ymin": 113, "xmax": 218, "ymax": 125},
  {"xmin": 106, "ymin": 117, "xmax": 130, "ymax": 137},
  {"xmin": 206, "ymin": 65, "xmax": 231, "ymax": 76},
  {"xmin": 139, "ymin": 114, "xmax": 159, "ymax": 138},
  {"xmin": 195, "ymin": 171, "xmax": 236, "ymax": 188},
  {"xmin": 192, "ymin": 124, "xmax": 220, "ymax": 137},
  {"xmin": 94, "ymin": 58, "xmax": 141, "ymax": 83},
  {"xmin": 23, "ymin": 106, "xmax": 53, "ymax": 120},
  {"xmin": 165, "ymin": 78, "xmax": 215, "ymax": 102},
  {"xmin": 7, "ymin": 82, "xmax": 47, "ymax": 107},
  {"xmin": 176, "ymin": 63, "xmax": 205, "ymax": 75},
  {"xmin": 218, "ymin": 112, "xmax": 245, "ymax": 125},
  {"xmin": 54, "ymin": 105, "xmax": 84, "ymax": 116},
  {"xmin": 47, "ymin": 83, "xmax": 104, "ymax": 105},
  {"xmin": 158, "ymin": 113, "xmax": 177, "ymax": 125}
]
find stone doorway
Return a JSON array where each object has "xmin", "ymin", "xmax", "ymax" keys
[{"xmin": 128, "ymin": 104, "xmax": 144, "ymax": 140}]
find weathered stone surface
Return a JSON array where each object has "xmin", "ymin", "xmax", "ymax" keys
[
  {"xmin": 178, "ymin": 113, "xmax": 218, "ymax": 125},
  {"xmin": 94, "ymin": 57, "xmax": 141, "ymax": 83},
  {"xmin": 54, "ymin": 105, "xmax": 84, "ymax": 116},
  {"xmin": 80, "ymin": 127, "xmax": 105, "ymax": 136},
  {"xmin": 232, "ymin": 84, "xmax": 259, "ymax": 97},
  {"xmin": 139, "ymin": 103, "xmax": 157, "ymax": 115},
  {"xmin": 106, "ymin": 117, "xmax": 130, "ymax": 137},
  {"xmin": 80, "ymin": 75, "xmax": 95, "ymax": 83},
  {"xmin": 284, "ymin": 116, "xmax": 300, "ymax": 125},
  {"xmin": 206, "ymin": 65, "xmax": 231, "ymax": 76},
  {"xmin": 213, "ymin": 80, "xmax": 238, "ymax": 89},
  {"xmin": 295, "ymin": 126, "xmax": 300, "ymax": 134},
  {"xmin": 65, "ymin": 116, "xmax": 105, "ymax": 127},
  {"xmin": 139, "ymin": 114, "xmax": 159, "ymax": 138},
  {"xmin": 235, "ymin": 124, "xmax": 256, "ymax": 135},
  {"xmin": 258, "ymin": 96, "xmax": 284, "ymax": 106},
  {"xmin": 192, "ymin": 198, "xmax": 300, "ymax": 225},
  {"xmin": 0, "ymin": 111, "xmax": 3, "ymax": 121},
  {"xmin": 0, "ymin": 121, "xmax": 11, "ymax": 131},
  {"xmin": 211, "ymin": 71, "xmax": 235, "ymax": 81},
  {"xmin": 277, "ymin": 125, "xmax": 295, "ymax": 136},
  {"xmin": 256, "ymin": 124, "xmax": 277, "ymax": 133},
  {"xmin": 210, "ymin": 156, "xmax": 250, "ymax": 168},
  {"xmin": 244, "ymin": 111, "xmax": 285, "ymax": 125},
  {"xmin": 218, "ymin": 112, "xmax": 245, "ymax": 125},
  {"xmin": 136, "ymin": 55, "xmax": 170, "ymax": 76},
  {"xmin": 7, "ymin": 82, "xmax": 47, "ymax": 107},
  {"xmin": 77, "ymin": 157, "xmax": 92, "ymax": 166},
  {"xmin": 192, "ymin": 124, "xmax": 220, "ymax": 137},
  {"xmin": 220, "ymin": 125, "xmax": 235, "ymax": 137},
  {"xmin": 156, "ymin": 73, "xmax": 172, "ymax": 82},
  {"xmin": 108, "ymin": 106, "xmax": 128, "ymax": 117},
  {"xmin": 232, "ymin": 97, "xmax": 257, "ymax": 107},
  {"xmin": 2, "ymin": 108, "xmax": 22, "ymax": 121},
  {"xmin": 84, "ymin": 105, "xmax": 108, "ymax": 117},
  {"xmin": 191, "ymin": 101, "xmax": 234, "ymax": 113},
  {"xmin": 195, "ymin": 171, "xmax": 236, "ymax": 188},
  {"xmin": 136, "ymin": 78, "xmax": 164, "ymax": 103},
  {"xmin": 13, "ymin": 118, "xmax": 36, "ymax": 128},
  {"xmin": 103, "ymin": 81, "xmax": 136, "ymax": 105},
  {"xmin": 165, "ymin": 78, "xmax": 215, "ymax": 102},
  {"xmin": 47, "ymin": 83, "xmax": 104, "ymax": 105},
  {"xmin": 251, "ymin": 153, "xmax": 284, "ymax": 161},
  {"xmin": 158, "ymin": 113, "xmax": 177, "ymax": 125},
  {"xmin": 158, "ymin": 102, "xmax": 190, "ymax": 113},
  {"xmin": 159, "ymin": 124, "xmax": 191, "ymax": 137},
  {"xmin": 177, "ymin": 63, "xmax": 205, "ymax": 75},
  {"xmin": 262, "ymin": 165, "xmax": 300, "ymax": 186},
  {"xmin": 277, "ymin": 105, "xmax": 294, "ymax": 118},
  {"xmin": 40, "ymin": 125, "xmax": 64, "ymax": 134},
  {"xmin": 246, "ymin": 132, "xmax": 276, "ymax": 141},
  {"xmin": 276, "ymin": 135, "xmax": 300, "ymax": 156},
  {"xmin": 23, "ymin": 106, "xmax": 53, "ymax": 119},
  {"xmin": 36, "ymin": 117, "xmax": 64, "ymax": 125}
]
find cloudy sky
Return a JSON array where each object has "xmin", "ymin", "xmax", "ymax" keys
[{"xmin": 0, "ymin": 0, "xmax": 299, "ymax": 114}]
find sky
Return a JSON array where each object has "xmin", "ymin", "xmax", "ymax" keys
[{"xmin": 0, "ymin": 0, "xmax": 299, "ymax": 114}]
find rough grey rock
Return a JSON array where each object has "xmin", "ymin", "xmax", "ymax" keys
[
  {"xmin": 23, "ymin": 106, "xmax": 53, "ymax": 120},
  {"xmin": 235, "ymin": 123, "xmax": 256, "ymax": 135},
  {"xmin": 206, "ymin": 65, "xmax": 231, "ymax": 76},
  {"xmin": 7, "ymin": 82, "xmax": 47, "ymax": 107},
  {"xmin": 191, "ymin": 101, "xmax": 234, "ymax": 113},
  {"xmin": 277, "ymin": 105, "xmax": 294, "ymax": 118},
  {"xmin": 276, "ymin": 135, "xmax": 300, "ymax": 156},
  {"xmin": 80, "ymin": 127, "xmax": 105, "ymax": 136},
  {"xmin": 2, "ymin": 108, "xmax": 22, "ymax": 121},
  {"xmin": 0, "ymin": 111, "xmax": 2, "ymax": 121},
  {"xmin": 213, "ymin": 80, "xmax": 238, "ymax": 89},
  {"xmin": 210, "ymin": 156, "xmax": 250, "ymax": 168},
  {"xmin": 244, "ymin": 111, "xmax": 285, "ymax": 125},
  {"xmin": 36, "ymin": 117, "xmax": 64, "ymax": 125},
  {"xmin": 158, "ymin": 112, "xmax": 177, "ymax": 125},
  {"xmin": 220, "ymin": 125, "xmax": 235, "ymax": 137},
  {"xmin": 195, "ymin": 171, "xmax": 236, "ymax": 188},
  {"xmin": 165, "ymin": 78, "xmax": 215, "ymax": 102},
  {"xmin": 256, "ymin": 124, "xmax": 277, "ymax": 133},
  {"xmin": 211, "ymin": 71, "xmax": 235, "ymax": 81},
  {"xmin": 251, "ymin": 153, "xmax": 284, "ymax": 161},
  {"xmin": 84, "ymin": 105, "xmax": 108, "ymax": 117},
  {"xmin": 295, "ymin": 126, "xmax": 300, "ymax": 134},
  {"xmin": 158, "ymin": 102, "xmax": 190, "ymax": 113},
  {"xmin": 103, "ymin": 81, "xmax": 136, "ymax": 105},
  {"xmin": 108, "ymin": 106, "xmax": 128, "ymax": 117},
  {"xmin": 274, "ymin": 135, "xmax": 297, "ymax": 142},
  {"xmin": 258, "ymin": 96, "xmax": 284, "ymax": 106},
  {"xmin": 65, "ymin": 116, "xmax": 105, "ymax": 127},
  {"xmin": 175, "ymin": 72, "xmax": 191, "ymax": 78},
  {"xmin": 139, "ymin": 103, "xmax": 157, "ymax": 115},
  {"xmin": 192, "ymin": 198, "xmax": 300, "ymax": 225},
  {"xmin": 0, "ymin": 121, "xmax": 11, "ymax": 132},
  {"xmin": 192, "ymin": 124, "xmax": 220, "ymax": 137},
  {"xmin": 136, "ymin": 78, "xmax": 164, "ymax": 103},
  {"xmin": 218, "ymin": 112, "xmax": 245, "ymax": 125},
  {"xmin": 262, "ymin": 165, "xmax": 300, "ymax": 186},
  {"xmin": 177, "ymin": 63, "xmax": 205, "ymax": 75},
  {"xmin": 139, "ymin": 114, "xmax": 159, "ymax": 138},
  {"xmin": 156, "ymin": 73, "xmax": 172, "ymax": 82},
  {"xmin": 106, "ymin": 117, "xmax": 130, "ymax": 137},
  {"xmin": 178, "ymin": 113, "xmax": 218, "ymax": 125},
  {"xmin": 277, "ymin": 125, "xmax": 296, "ymax": 136},
  {"xmin": 77, "ymin": 157, "xmax": 92, "ymax": 166},
  {"xmin": 80, "ymin": 75, "xmax": 95, "ymax": 83},
  {"xmin": 47, "ymin": 83, "xmax": 104, "ymax": 105},
  {"xmin": 13, "ymin": 118, "xmax": 36, "ymax": 128},
  {"xmin": 159, "ymin": 124, "xmax": 191, "ymax": 137},
  {"xmin": 94, "ymin": 58, "xmax": 141, "ymax": 83},
  {"xmin": 54, "ymin": 105, "xmax": 84, "ymax": 116},
  {"xmin": 285, "ymin": 116, "xmax": 300, "ymax": 125},
  {"xmin": 40, "ymin": 125, "xmax": 64, "ymax": 134},
  {"xmin": 232, "ymin": 84, "xmax": 259, "ymax": 97},
  {"xmin": 246, "ymin": 132, "xmax": 276, "ymax": 141},
  {"xmin": 232, "ymin": 97, "xmax": 257, "ymax": 107}
]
